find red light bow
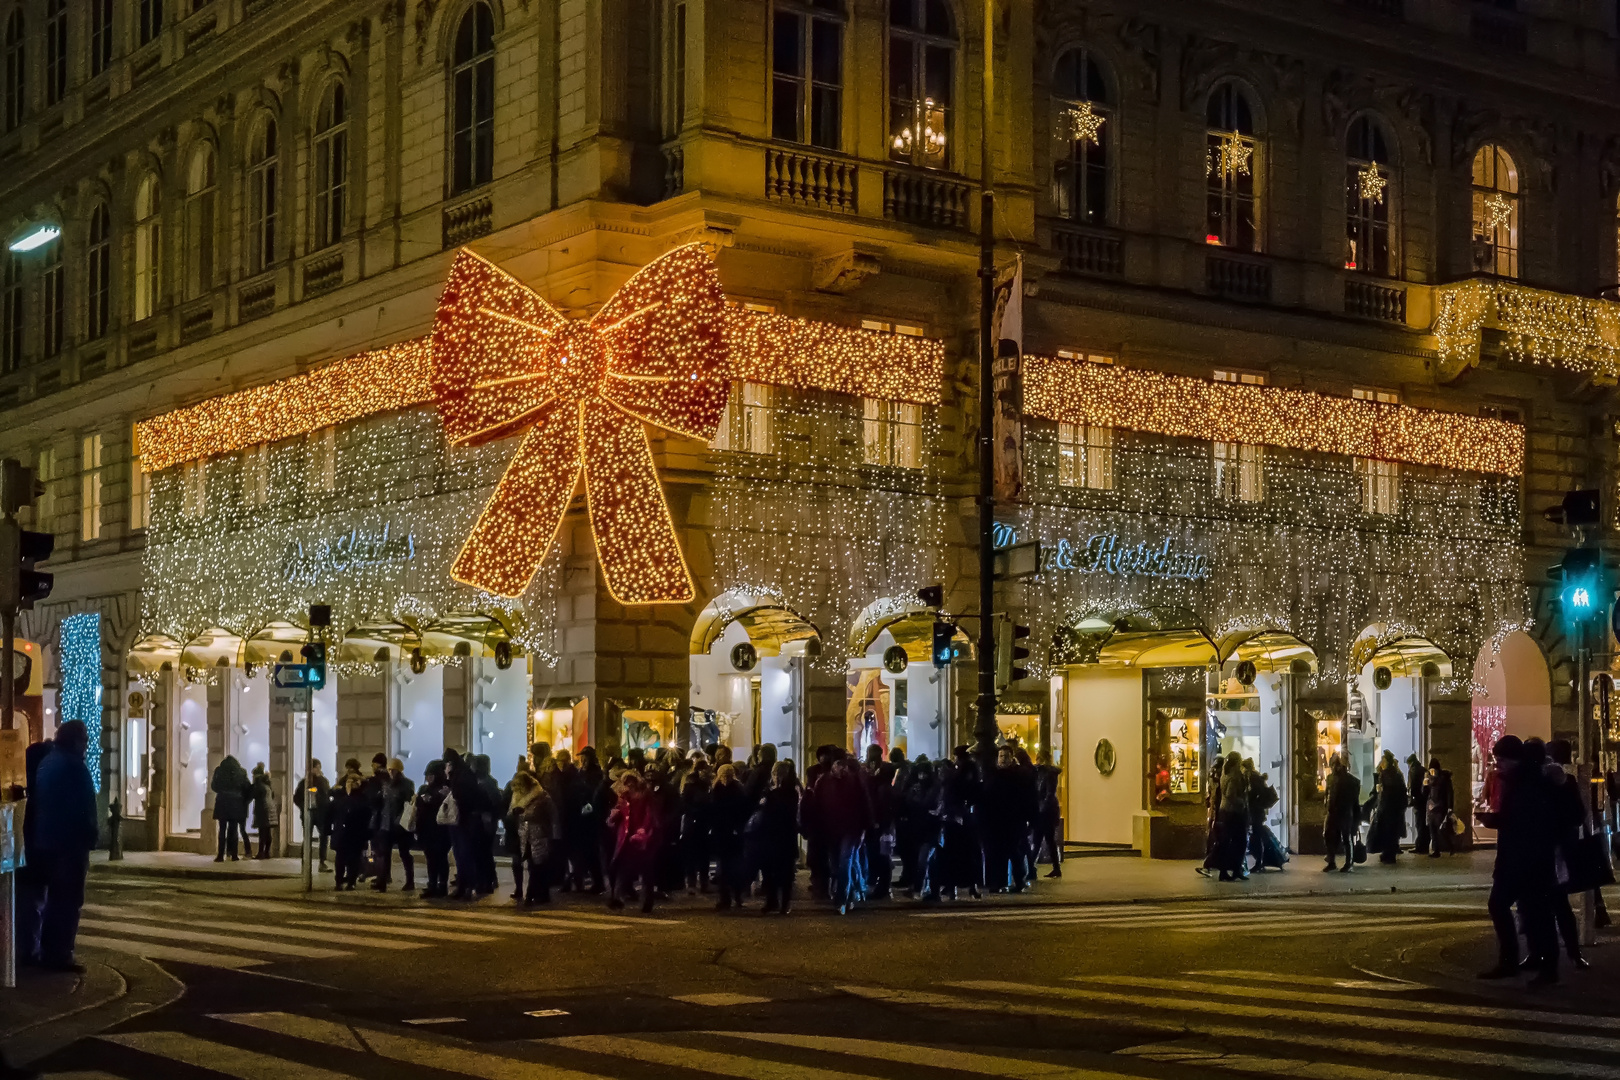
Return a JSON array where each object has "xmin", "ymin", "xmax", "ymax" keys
[{"xmin": 431, "ymin": 245, "xmax": 730, "ymax": 603}]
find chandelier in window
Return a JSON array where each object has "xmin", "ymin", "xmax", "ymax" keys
[
  {"xmin": 1205, "ymin": 132, "xmax": 1252, "ymax": 178},
  {"xmin": 1356, "ymin": 163, "xmax": 1387, "ymax": 204},
  {"xmin": 892, "ymin": 99, "xmax": 946, "ymax": 158},
  {"xmin": 1057, "ymin": 101, "xmax": 1105, "ymax": 146},
  {"xmin": 1480, "ymin": 191, "xmax": 1513, "ymax": 231}
]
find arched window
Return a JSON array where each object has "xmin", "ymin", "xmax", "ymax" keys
[
  {"xmin": 4, "ymin": 12, "xmax": 24, "ymax": 133},
  {"xmin": 1050, "ymin": 47, "xmax": 1111, "ymax": 224},
  {"xmin": 183, "ymin": 143, "xmax": 215, "ymax": 300},
  {"xmin": 313, "ymin": 82, "xmax": 347, "ymax": 250},
  {"xmin": 86, "ymin": 203, "xmax": 110, "ymax": 340},
  {"xmin": 1345, "ymin": 115, "xmax": 1394, "ymax": 276},
  {"xmin": 1471, "ymin": 144, "xmax": 1519, "ymax": 278},
  {"xmin": 41, "ymin": 230, "xmax": 62, "ymax": 357},
  {"xmin": 887, "ymin": 0, "xmax": 953, "ymax": 170},
  {"xmin": 451, "ymin": 4, "xmax": 495, "ymax": 193},
  {"xmin": 44, "ymin": 0, "xmax": 66, "ymax": 107},
  {"xmin": 0, "ymin": 251, "xmax": 20, "ymax": 372},
  {"xmin": 133, "ymin": 174, "xmax": 162, "ymax": 321},
  {"xmin": 1205, "ymin": 81, "xmax": 1261, "ymax": 251},
  {"xmin": 771, "ymin": 0, "xmax": 844, "ymax": 150},
  {"xmin": 246, "ymin": 117, "xmax": 277, "ymax": 274}
]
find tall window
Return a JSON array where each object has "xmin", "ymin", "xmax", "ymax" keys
[
  {"xmin": 134, "ymin": 174, "xmax": 162, "ymax": 321},
  {"xmin": 771, "ymin": 0, "xmax": 843, "ymax": 149},
  {"xmin": 246, "ymin": 117, "xmax": 277, "ymax": 273},
  {"xmin": 1471, "ymin": 143, "xmax": 1519, "ymax": 278},
  {"xmin": 183, "ymin": 144, "xmax": 215, "ymax": 300},
  {"xmin": 180, "ymin": 460, "xmax": 206, "ymax": 517},
  {"xmin": 86, "ymin": 203, "xmax": 110, "ymax": 340},
  {"xmin": 41, "ymin": 235, "xmax": 63, "ymax": 357},
  {"xmin": 242, "ymin": 443, "xmax": 269, "ymax": 506},
  {"xmin": 80, "ymin": 434, "xmax": 103, "ymax": 542},
  {"xmin": 711, "ymin": 382, "xmax": 773, "ymax": 453},
  {"xmin": 44, "ymin": 0, "xmax": 66, "ymax": 106},
  {"xmin": 309, "ymin": 427, "xmax": 336, "ymax": 492},
  {"xmin": 1056, "ymin": 422, "xmax": 1113, "ymax": 489},
  {"xmin": 1, "ymin": 253, "xmax": 21, "ymax": 372},
  {"xmin": 887, "ymin": 0, "xmax": 953, "ymax": 169},
  {"xmin": 665, "ymin": 0, "xmax": 687, "ymax": 134},
  {"xmin": 35, "ymin": 448, "xmax": 56, "ymax": 529},
  {"xmin": 1050, "ymin": 48, "xmax": 1110, "ymax": 224},
  {"xmin": 90, "ymin": 0, "xmax": 113, "ymax": 76},
  {"xmin": 1213, "ymin": 441, "xmax": 1263, "ymax": 502},
  {"xmin": 1345, "ymin": 116, "xmax": 1394, "ymax": 276},
  {"xmin": 1205, "ymin": 81, "xmax": 1260, "ymax": 251},
  {"xmin": 1353, "ymin": 387, "xmax": 1399, "ymax": 515},
  {"xmin": 863, "ymin": 398, "xmax": 922, "ymax": 468},
  {"xmin": 450, "ymin": 3, "xmax": 495, "ymax": 193},
  {"xmin": 313, "ymin": 82, "xmax": 347, "ymax": 250},
  {"xmin": 4, "ymin": 12, "xmax": 24, "ymax": 133},
  {"xmin": 139, "ymin": 0, "xmax": 163, "ymax": 46},
  {"xmin": 129, "ymin": 427, "xmax": 149, "ymax": 531}
]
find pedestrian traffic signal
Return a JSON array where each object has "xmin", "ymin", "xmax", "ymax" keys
[
  {"xmin": 931, "ymin": 619, "xmax": 956, "ymax": 668},
  {"xmin": 0, "ymin": 518, "xmax": 53, "ymax": 615},
  {"xmin": 1552, "ymin": 547, "xmax": 1604, "ymax": 623},
  {"xmin": 917, "ymin": 584, "xmax": 944, "ymax": 609},
  {"xmin": 300, "ymin": 641, "xmax": 327, "ymax": 690},
  {"xmin": 995, "ymin": 616, "xmax": 1031, "ymax": 689}
]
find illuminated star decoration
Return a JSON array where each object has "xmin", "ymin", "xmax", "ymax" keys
[
  {"xmin": 1060, "ymin": 101, "xmax": 1105, "ymax": 146},
  {"xmin": 431, "ymin": 245, "xmax": 730, "ymax": 604},
  {"xmin": 1206, "ymin": 133, "xmax": 1253, "ymax": 178},
  {"xmin": 1356, "ymin": 164, "xmax": 1387, "ymax": 204},
  {"xmin": 1481, "ymin": 191, "xmax": 1513, "ymax": 231}
]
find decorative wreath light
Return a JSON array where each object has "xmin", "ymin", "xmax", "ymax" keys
[{"xmin": 1356, "ymin": 164, "xmax": 1387, "ymax": 205}]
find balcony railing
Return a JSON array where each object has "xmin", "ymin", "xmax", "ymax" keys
[
  {"xmin": 1434, "ymin": 278, "xmax": 1620, "ymax": 381},
  {"xmin": 765, "ymin": 148, "xmax": 858, "ymax": 214},
  {"xmin": 1049, "ymin": 222, "xmax": 1123, "ymax": 277},
  {"xmin": 1205, "ymin": 253, "xmax": 1272, "ymax": 303},
  {"xmin": 442, "ymin": 195, "xmax": 492, "ymax": 249},
  {"xmin": 1344, "ymin": 278, "xmax": 1407, "ymax": 323},
  {"xmin": 179, "ymin": 299, "xmax": 214, "ymax": 344},
  {"xmin": 882, "ymin": 168, "xmax": 971, "ymax": 230},
  {"xmin": 302, "ymin": 250, "xmax": 344, "ymax": 297},
  {"xmin": 238, "ymin": 273, "xmax": 276, "ymax": 323}
]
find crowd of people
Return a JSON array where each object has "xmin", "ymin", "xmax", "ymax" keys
[{"xmin": 289, "ymin": 740, "xmax": 1065, "ymax": 914}]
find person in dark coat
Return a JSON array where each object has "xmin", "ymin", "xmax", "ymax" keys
[
  {"xmin": 15, "ymin": 739, "xmax": 54, "ymax": 967},
  {"xmin": 1323, "ymin": 753, "xmax": 1361, "ymax": 872},
  {"xmin": 1246, "ymin": 764, "xmax": 1285, "ymax": 870},
  {"xmin": 1406, "ymin": 753, "xmax": 1430, "ymax": 855},
  {"xmin": 709, "ymin": 763, "xmax": 750, "ymax": 908},
  {"xmin": 248, "ymin": 763, "xmax": 275, "ymax": 859},
  {"xmin": 372, "ymin": 757, "xmax": 416, "ymax": 891},
  {"xmin": 473, "ymin": 754, "xmax": 502, "ymax": 894},
  {"xmin": 1542, "ymin": 740, "xmax": 1590, "ymax": 971},
  {"xmin": 984, "ymin": 746, "xmax": 1033, "ymax": 893},
  {"xmin": 31, "ymin": 721, "xmax": 99, "ymax": 972},
  {"xmin": 679, "ymin": 759, "xmax": 714, "ymax": 893},
  {"xmin": 447, "ymin": 749, "xmax": 490, "ymax": 898},
  {"xmin": 293, "ymin": 759, "xmax": 332, "ymax": 872},
  {"xmin": 414, "ymin": 760, "xmax": 452, "ymax": 898},
  {"xmin": 758, "ymin": 760, "xmax": 801, "ymax": 914},
  {"xmin": 1197, "ymin": 756, "xmax": 1226, "ymax": 877},
  {"xmin": 1368, "ymin": 750, "xmax": 1407, "ymax": 863},
  {"xmin": 210, "ymin": 755, "xmax": 249, "ymax": 861},
  {"xmin": 816, "ymin": 756, "xmax": 874, "ymax": 914},
  {"xmin": 899, "ymin": 758, "xmax": 944, "ymax": 900},
  {"xmin": 941, "ymin": 747, "xmax": 985, "ymax": 899},
  {"xmin": 1424, "ymin": 758, "xmax": 1454, "ymax": 857},
  {"xmin": 1216, "ymin": 752, "xmax": 1250, "ymax": 881},
  {"xmin": 329, "ymin": 759, "xmax": 369, "ymax": 890},
  {"xmin": 862, "ymin": 745, "xmax": 898, "ymax": 900}
]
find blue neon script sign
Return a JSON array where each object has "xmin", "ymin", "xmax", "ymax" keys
[
  {"xmin": 280, "ymin": 522, "xmax": 417, "ymax": 586},
  {"xmin": 1042, "ymin": 533, "xmax": 1211, "ymax": 582}
]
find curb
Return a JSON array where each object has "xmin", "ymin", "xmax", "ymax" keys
[{"xmin": 0, "ymin": 952, "xmax": 183, "ymax": 1068}]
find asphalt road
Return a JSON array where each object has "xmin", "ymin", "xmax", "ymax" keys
[{"xmin": 14, "ymin": 872, "xmax": 1620, "ymax": 1080}]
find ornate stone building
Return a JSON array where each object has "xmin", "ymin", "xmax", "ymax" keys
[{"xmin": 0, "ymin": 0, "xmax": 1615, "ymax": 855}]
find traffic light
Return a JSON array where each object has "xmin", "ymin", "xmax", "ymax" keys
[
  {"xmin": 931, "ymin": 620, "xmax": 956, "ymax": 668},
  {"xmin": 1551, "ymin": 547, "xmax": 1603, "ymax": 623},
  {"xmin": 1544, "ymin": 489, "xmax": 1601, "ymax": 528},
  {"xmin": 0, "ymin": 519, "xmax": 53, "ymax": 614},
  {"xmin": 1, "ymin": 458, "xmax": 43, "ymax": 517},
  {"xmin": 300, "ymin": 641, "xmax": 327, "ymax": 690},
  {"xmin": 917, "ymin": 584, "xmax": 944, "ymax": 609},
  {"xmin": 995, "ymin": 616, "xmax": 1031, "ymax": 689}
]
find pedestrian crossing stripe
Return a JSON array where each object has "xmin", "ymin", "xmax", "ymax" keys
[
  {"xmin": 836, "ymin": 984, "xmax": 1620, "ymax": 1079},
  {"xmin": 101, "ymin": 1031, "xmax": 360, "ymax": 1080},
  {"xmin": 194, "ymin": 894, "xmax": 651, "ymax": 931},
  {"xmin": 74, "ymin": 933, "xmax": 269, "ymax": 970},
  {"xmin": 83, "ymin": 908, "xmax": 430, "ymax": 951},
  {"xmin": 545, "ymin": 1034, "xmax": 891, "ymax": 1080},
  {"xmin": 286, "ymin": 917, "xmax": 497, "ymax": 943},
  {"xmin": 710, "ymin": 1031, "xmax": 1144, "ymax": 1079},
  {"xmin": 1184, "ymin": 969, "xmax": 1430, "ymax": 992},
  {"xmin": 76, "ymin": 918, "xmax": 351, "ymax": 960},
  {"xmin": 349, "ymin": 910, "xmax": 572, "ymax": 938},
  {"xmin": 1118, "ymin": 1040, "xmax": 1451, "ymax": 1080}
]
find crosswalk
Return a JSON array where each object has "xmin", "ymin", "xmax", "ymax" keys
[
  {"xmin": 74, "ymin": 896, "xmax": 660, "ymax": 971},
  {"xmin": 35, "ymin": 970, "xmax": 1620, "ymax": 1080},
  {"xmin": 910, "ymin": 900, "xmax": 1488, "ymax": 937}
]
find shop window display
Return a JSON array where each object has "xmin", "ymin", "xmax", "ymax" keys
[
  {"xmin": 1158, "ymin": 707, "xmax": 1200, "ymax": 795},
  {"xmin": 622, "ymin": 708, "xmax": 675, "ymax": 752},
  {"xmin": 846, "ymin": 667, "xmax": 893, "ymax": 759}
]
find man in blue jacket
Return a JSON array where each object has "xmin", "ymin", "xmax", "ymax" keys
[{"xmin": 31, "ymin": 720, "xmax": 99, "ymax": 972}]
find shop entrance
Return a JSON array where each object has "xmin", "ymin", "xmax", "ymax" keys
[
  {"xmin": 1213, "ymin": 631, "xmax": 1316, "ymax": 852},
  {"xmin": 844, "ymin": 602, "xmax": 968, "ymax": 764},
  {"xmin": 690, "ymin": 593, "xmax": 817, "ymax": 763},
  {"xmin": 288, "ymin": 681, "xmax": 337, "ymax": 844},
  {"xmin": 1350, "ymin": 629, "xmax": 1451, "ymax": 797},
  {"xmin": 1470, "ymin": 630, "xmax": 1549, "ymax": 837}
]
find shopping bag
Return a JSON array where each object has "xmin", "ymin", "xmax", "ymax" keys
[
  {"xmin": 436, "ymin": 791, "xmax": 459, "ymax": 826},
  {"xmin": 398, "ymin": 799, "xmax": 418, "ymax": 833},
  {"xmin": 1562, "ymin": 832, "xmax": 1616, "ymax": 894},
  {"xmin": 1352, "ymin": 837, "xmax": 1368, "ymax": 865}
]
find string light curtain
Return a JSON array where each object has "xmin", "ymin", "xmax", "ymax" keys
[
  {"xmin": 60, "ymin": 613, "xmax": 104, "ymax": 791},
  {"xmin": 1434, "ymin": 279, "xmax": 1620, "ymax": 379}
]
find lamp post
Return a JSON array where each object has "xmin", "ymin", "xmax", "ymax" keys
[{"xmin": 973, "ymin": 0, "xmax": 999, "ymax": 767}]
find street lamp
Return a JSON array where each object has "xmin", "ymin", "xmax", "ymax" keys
[
  {"xmin": 8, "ymin": 223, "xmax": 60, "ymax": 252},
  {"xmin": 973, "ymin": 0, "xmax": 999, "ymax": 767}
]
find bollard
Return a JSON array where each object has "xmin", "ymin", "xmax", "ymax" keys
[{"xmin": 107, "ymin": 798, "xmax": 123, "ymax": 862}]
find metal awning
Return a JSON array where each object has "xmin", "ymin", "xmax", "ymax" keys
[
  {"xmin": 1096, "ymin": 629, "xmax": 1217, "ymax": 668},
  {"xmin": 691, "ymin": 592, "xmax": 820, "ymax": 657},
  {"xmin": 1218, "ymin": 630, "xmax": 1319, "ymax": 674},
  {"xmin": 180, "ymin": 628, "xmax": 243, "ymax": 670},
  {"xmin": 128, "ymin": 633, "xmax": 182, "ymax": 674},
  {"xmin": 1367, "ymin": 636, "xmax": 1452, "ymax": 678}
]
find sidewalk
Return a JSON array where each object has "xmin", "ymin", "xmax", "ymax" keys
[{"xmin": 90, "ymin": 846, "xmax": 1498, "ymax": 907}]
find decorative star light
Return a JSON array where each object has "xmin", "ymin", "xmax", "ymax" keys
[
  {"xmin": 1060, "ymin": 101, "xmax": 1106, "ymax": 146},
  {"xmin": 1356, "ymin": 164, "xmax": 1387, "ymax": 204},
  {"xmin": 430, "ymin": 245, "xmax": 731, "ymax": 604},
  {"xmin": 1481, "ymin": 191, "xmax": 1514, "ymax": 231},
  {"xmin": 1206, "ymin": 133, "xmax": 1253, "ymax": 179}
]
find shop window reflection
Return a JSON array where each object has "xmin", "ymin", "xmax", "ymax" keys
[{"xmin": 1056, "ymin": 422, "xmax": 1113, "ymax": 489}]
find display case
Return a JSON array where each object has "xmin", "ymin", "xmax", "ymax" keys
[{"xmin": 621, "ymin": 708, "xmax": 674, "ymax": 752}]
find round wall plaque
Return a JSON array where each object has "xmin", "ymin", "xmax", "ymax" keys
[{"xmin": 1094, "ymin": 738, "xmax": 1117, "ymax": 776}]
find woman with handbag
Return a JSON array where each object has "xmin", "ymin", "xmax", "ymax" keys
[{"xmin": 1424, "ymin": 759, "xmax": 1454, "ymax": 857}]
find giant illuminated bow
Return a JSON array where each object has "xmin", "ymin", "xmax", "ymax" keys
[{"xmin": 431, "ymin": 245, "xmax": 730, "ymax": 604}]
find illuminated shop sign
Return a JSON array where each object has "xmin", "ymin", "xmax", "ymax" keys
[
  {"xmin": 279, "ymin": 522, "xmax": 418, "ymax": 586},
  {"xmin": 1041, "ymin": 533, "xmax": 1211, "ymax": 581}
]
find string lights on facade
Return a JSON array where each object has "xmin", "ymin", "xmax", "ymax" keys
[
  {"xmin": 1434, "ymin": 279, "xmax": 1620, "ymax": 378},
  {"xmin": 1023, "ymin": 355, "xmax": 1524, "ymax": 476},
  {"xmin": 60, "ymin": 613, "xmax": 104, "ymax": 791}
]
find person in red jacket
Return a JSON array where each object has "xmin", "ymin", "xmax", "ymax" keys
[
  {"xmin": 814, "ymin": 757, "xmax": 874, "ymax": 914},
  {"xmin": 607, "ymin": 771, "xmax": 660, "ymax": 913}
]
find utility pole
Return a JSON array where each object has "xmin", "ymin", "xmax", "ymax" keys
[{"xmin": 973, "ymin": 0, "xmax": 998, "ymax": 766}]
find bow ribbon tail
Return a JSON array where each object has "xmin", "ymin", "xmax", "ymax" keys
[
  {"xmin": 451, "ymin": 402, "xmax": 581, "ymax": 598},
  {"xmin": 581, "ymin": 400, "xmax": 694, "ymax": 605}
]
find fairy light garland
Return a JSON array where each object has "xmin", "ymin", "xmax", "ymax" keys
[
  {"xmin": 60, "ymin": 612, "xmax": 104, "ymax": 791},
  {"xmin": 1024, "ymin": 355, "xmax": 1524, "ymax": 476},
  {"xmin": 1434, "ymin": 279, "xmax": 1620, "ymax": 378}
]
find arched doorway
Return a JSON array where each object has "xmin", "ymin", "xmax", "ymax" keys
[
  {"xmin": 1471, "ymin": 630, "xmax": 1551, "ymax": 833},
  {"xmin": 690, "ymin": 591, "xmax": 819, "ymax": 763},
  {"xmin": 846, "ymin": 598, "xmax": 971, "ymax": 764},
  {"xmin": 1349, "ymin": 626, "xmax": 1451, "ymax": 796}
]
